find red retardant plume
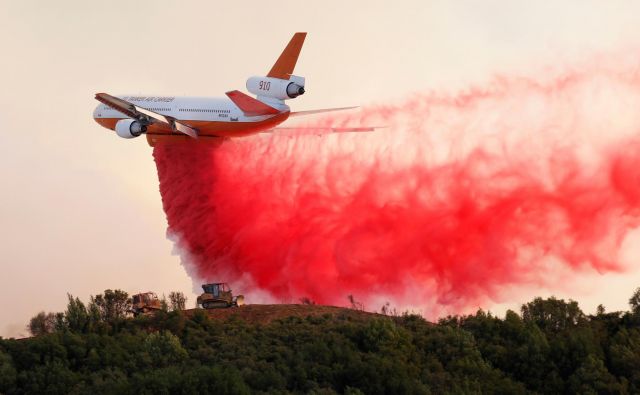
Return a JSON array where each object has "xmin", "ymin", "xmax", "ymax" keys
[{"xmin": 153, "ymin": 57, "xmax": 640, "ymax": 314}]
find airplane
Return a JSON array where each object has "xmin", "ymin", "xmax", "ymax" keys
[{"xmin": 92, "ymin": 32, "xmax": 375, "ymax": 146}]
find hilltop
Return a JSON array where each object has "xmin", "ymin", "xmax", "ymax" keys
[
  {"xmin": 1, "ymin": 289, "xmax": 640, "ymax": 394},
  {"xmin": 186, "ymin": 304, "xmax": 380, "ymax": 324}
]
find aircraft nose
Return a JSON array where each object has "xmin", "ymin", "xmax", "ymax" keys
[{"xmin": 92, "ymin": 104, "xmax": 102, "ymax": 119}]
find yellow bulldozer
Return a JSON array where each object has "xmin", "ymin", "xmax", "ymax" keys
[
  {"xmin": 130, "ymin": 292, "xmax": 162, "ymax": 316},
  {"xmin": 197, "ymin": 283, "xmax": 244, "ymax": 309}
]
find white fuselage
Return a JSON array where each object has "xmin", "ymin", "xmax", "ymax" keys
[{"xmin": 92, "ymin": 95, "xmax": 289, "ymax": 124}]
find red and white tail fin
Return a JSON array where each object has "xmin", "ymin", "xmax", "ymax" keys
[
  {"xmin": 245, "ymin": 33, "xmax": 307, "ymax": 109},
  {"xmin": 267, "ymin": 32, "xmax": 306, "ymax": 80},
  {"xmin": 226, "ymin": 90, "xmax": 281, "ymax": 117}
]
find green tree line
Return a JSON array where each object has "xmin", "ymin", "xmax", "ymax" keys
[{"xmin": 0, "ymin": 288, "xmax": 639, "ymax": 394}]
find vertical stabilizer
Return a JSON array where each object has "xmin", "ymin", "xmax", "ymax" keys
[{"xmin": 267, "ymin": 32, "xmax": 307, "ymax": 80}]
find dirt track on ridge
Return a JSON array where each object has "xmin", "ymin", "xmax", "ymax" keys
[{"xmin": 184, "ymin": 304, "xmax": 381, "ymax": 324}]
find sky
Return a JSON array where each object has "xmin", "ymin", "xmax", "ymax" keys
[{"xmin": 1, "ymin": 0, "xmax": 640, "ymax": 337}]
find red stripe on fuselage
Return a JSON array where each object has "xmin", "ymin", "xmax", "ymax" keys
[{"xmin": 93, "ymin": 111, "xmax": 290, "ymax": 138}]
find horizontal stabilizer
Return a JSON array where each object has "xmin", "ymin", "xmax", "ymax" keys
[
  {"xmin": 226, "ymin": 90, "xmax": 281, "ymax": 117},
  {"xmin": 290, "ymin": 106, "xmax": 358, "ymax": 117},
  {"xmin": 262, "ymin": 126, "xmax": 381, "ymax": 136}
]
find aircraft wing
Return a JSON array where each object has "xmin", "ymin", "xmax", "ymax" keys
[{"xmin": 95, "ymin": 93, "xmax": 198, "ymax": 138}]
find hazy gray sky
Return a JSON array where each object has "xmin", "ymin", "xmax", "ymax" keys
[{"xmin": 1, "ymin": 0, "xmax": 640, "ymax": 337}]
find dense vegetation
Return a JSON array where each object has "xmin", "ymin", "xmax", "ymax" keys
[{"xmin": 1, "ymin": 289, "xmax": 640, "ymax": 394}]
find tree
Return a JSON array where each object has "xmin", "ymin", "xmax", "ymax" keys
[
  {"xmin": 160, "ymin": 295, "xmax": 169, "ymax": 312},
  {"xmin": 567, "ymin": 355, "xmax": 622, "ymax": 394},
  {"xmin": 169, "ymin": 291, "xmax": 187, "ymax": 311},
  {"xmin": 0, "ymin": 350, "xmax": 16, "ymax": 393},
  {"xmin": 65, "ymin": 294, "xmax": 89, "ymax": 332},
  {"xmin": 53, "ymin": 312, "xmax": 66, "ymax": 332},
  {"xmin": 143, "ymin": 331, "xmax": 188, "ymax": 367},
  {"xmin": 87, "ymin": 298, "xmax": 102, "ymax": 330},
  {"xmin": 609, "ymin": 328, "xmax": 640, "ymax": 391},
  {"xmin": 629, "ymin": 287, "xmax": 640, "ymax": 315},
  {"xmin": 521, "ymin": 296, "xmax": 585, "ymax": 332},
  {"xmin": 91, "ymin": 289, "xmax": 130, "ymax": 322},
  {"xmin": 27, "ymin": 312, "xmax": 56, "ymax": 336}
]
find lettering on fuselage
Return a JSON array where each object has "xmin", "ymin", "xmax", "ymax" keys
[{"xmin": 123, "ymin": 96, "xmax": 175, "ymax": 103}]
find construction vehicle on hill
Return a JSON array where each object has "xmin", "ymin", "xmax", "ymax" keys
[
  {"xmin": 130, "ymin": 292, "xmax": 162, "ymax": 316},
  {"xmin": 197, "ymin": 283, "xmax": 244, "ymax": 309}
]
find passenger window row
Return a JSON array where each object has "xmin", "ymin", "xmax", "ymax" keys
[
  {"xmin": 101, "ymin": 105, "xmax": 231, "ymax": 115},
  {"xmin": 178, "ymin": 109, "xmax": 230, "ymax": 113}
]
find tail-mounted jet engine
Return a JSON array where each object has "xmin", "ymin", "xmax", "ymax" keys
[
  {"xmin": 246, "ymin": 75, "xmax": 305, "ymax": 100},
  {"xmin": 115, "ymin": 119, "xmax": 146, "ymax": 138}
]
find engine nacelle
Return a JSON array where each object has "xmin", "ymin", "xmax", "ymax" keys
[
  {"xmin": 246, "ymin": 75, "xmax": 305, "ymax": 100},
  {"xmin": 115, "ymin": 119, "xmax": 146, "ymax": 139}
]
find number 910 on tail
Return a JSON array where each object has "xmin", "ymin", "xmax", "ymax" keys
[{"xmin": 246, "ymin": 75, "xmax": 306, "ymax": 100}]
